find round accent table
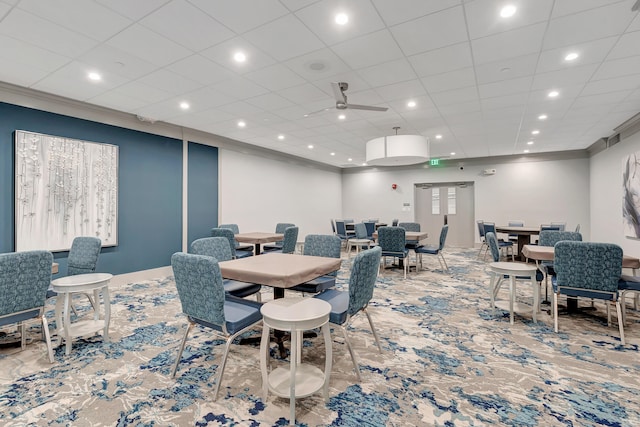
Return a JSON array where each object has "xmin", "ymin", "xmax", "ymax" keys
[
  {"xmin": 488, "ymin": 262, "xmax": 539, "ymax": 324},
  {"xmin": 51, "ymin": 272, "xmax": 113, "ymax": 355},
  {"xmin": 260, "ymin": 297, "xmax": 332, "ymax": 426}
]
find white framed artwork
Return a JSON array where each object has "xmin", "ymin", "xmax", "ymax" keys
[
  {"xmin": 14, "ymin": 130, "xmax": 118, "ymax": 252},
  {"xmin": 623, "ymin": 151, "xmax": 640, "ymax": 239}
]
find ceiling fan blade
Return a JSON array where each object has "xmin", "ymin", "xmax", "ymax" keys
[
  {"xmin": 346, "ymin": 103, "xmax": 388, "ymax": 112},
  {"xmin": 331, "ymin": 82, "xmax": 347, "ymax": 103}
]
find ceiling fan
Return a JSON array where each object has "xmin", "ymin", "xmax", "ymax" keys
[{"xmin": 305, "ymin": 82, "xmax": 388, "ymax": 116}]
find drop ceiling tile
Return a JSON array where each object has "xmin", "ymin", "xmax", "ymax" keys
[
  {"xmin": 140, "ymin": 0, "xmax": 234, "ymax": 51},
  {"xmin": 543, "ymin": 2, "xmax": 635, "ymax": 50},
  {"xmin": 166, "ymin": 54, "xmax": 235, "ymax": 86},
  {"xmin": 311, "ymin": 72, "xmax": 371, "ymax": 96},
  {"xmin": 0, "ymin": 34, "xmax": 70, "ymax": 72},
  {"xmin": 535, "ymin": 37, "xmax": 618, "ymax": 74},
  {"xmin": 279, "ymin": 0, "xmax": 318, "ymax": 12},
  {"xmin": 465, "ymin": 0, "xmax": 554, "ymax": 40},
  {"xmin": 190, "ymin": 0, "xmax": 289, "ymax": 33},
  {"xmin": 471, "ymin": 22, "xmax": 546, "ymax": 65},
  {"xmin": 629, "ymin": 12, "xmax": 640, "ymax": 32},
  {"xmin": 531, "ymin": 63, "xmax": 599, "ymax": 91},
  {"xmin": 573, "ymin": 91, "xmax": 633, "ymax": 109},
  {"xmin": 284, "ymin": 48, "xmax": 351, "ymax": 81},
  {"xmin": 551, "ymin": 0, "xmax": 627, "ymax": 18},
  {"xmin": 581, "ymin": 74, "xmax": 640, "ymax": 96},
  {"xmin": 95, "ymin": 0, "xmax": 170, "ymax": 21},
  {"xmin": 478, "ymin": 76, "xmax": 532, "ymax": 99},
  {"xmin": 211, "ymin": 75, "xmax": 270, "ymax": 100},
  {"xmin": 136, "ymin": 69, "xmax": 202, "ymax": 96},
  {"xmin": 390, "ymin": 6, "xmax": 467, "ymax": 56},
  {"xmin": 177, "ymin": 87, "xmax": 237, "ymax": 111},
  {"xmin": 474, "ymin": 53, "xmax": 538, "ymax": 84},
  {"xmin": 110, "ymin": 81, "xmax": 174, "ymax": 105},
  {"xmin": 295, "ymin": 0, "xmax": 385, "ymax": 45},
  {"xmin": 438, "ymin": 101, "xmax": 482, "ymax": 116},
  {"xmin": 245, "ymin": 63, "xmax": 306, "ymax": 91},
  {"xmin": 245, "ymin": 93, "xmax": 295, "ymax": 110},
  {"xmin": 244, "ymin": 14, "xmax": 324, "ymax": 61},
  {"xmin": 375, "ymin": 79, "xmax": 428, "ymax": 102},
  {"xmin": 595, "ymin": 55, "xmax": 640, "ymax": 81},
  {"xmin": 357, "ymin": 58, "xmax": 417, "ymax": 87},
  {"xmin": 331, "ymin": 29, "xmax": 404, "ymax": 69},
  {"xmin": 0, "ymin": 8, "xmax": 98, "ymax": 57},
  {"xmin": 17, "ymin": 0, "xmax": 131, "ymax": 40},
  {"xmin": 430, "ymin": 86, "xmax": 479, "ymax": 107},
  {"xmin": 408, "ymin": 42, "xmax": 473, "ymax": 77},
  {"xmin": 421, "ymin": 67, "xmax": 476, "ymax": 94},
  {"xmin": 106, "ymin": 24, "xmax": 192, "ymax": 67},
  {"xmin": 278, "ymin": 83, "xmax": 332, "ymax": 104},
  {"xmin": 216, "ymin": 101, "xmax": 263, "ymax": 117},
  {"xmin": 372, "ymin": 0, "xmax": 460, "ymax": 26},
  {"xmin": 0, "ymin": 61, "xmax": 54, "ymax": 87},
  {"xmin": 77, "ymin": 45, "xmax": 157, "ymax": 81},
  {"xmin": 608, "ymin": 30, "xmax": 640, "ymax": 60},
  {"xmin": 87, "ymin": 90, "xmax": 150, "ymax": 112},
  {"xmin": 200, "ymin": 37, "xmax": 277, "ymax": 75}
]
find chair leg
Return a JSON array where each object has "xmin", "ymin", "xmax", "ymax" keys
[
  {"xmin": 616, "ymin": 301, "xmax": 626, "ymax": 345},
  {"xmin": 41, "ymin": 315, "xmax": 54, "ymax": 363},
  {"xmin": 339, "ymin": 325, "xmax": 361, "ymax": 381},
  {"xmin": 363, "ymin": 308, "xmax": 382, "ymax": 353},
  {"xmin": 213, "ymin": 336, "xmax": 234, "ymax": 401},
  {"xmin": 440, "ymin": 253, "xmax": 449, "ymax": 272},
  {"xmin": 403, "ymin": 258, "xmax": 407, "ymax": 279},
  {"xmin": 171, "ymin": 322, "xmax": 193, "ymax": 378},
  {"xmin": 255, "ymin": 291, "xmax": 262, "ymax": 303},
  {"xmin": 553, "ymin": 293, "xmax": 559, "ymax": 333},
  {"xmin": 621, "ymin": 291, "xmax": 628, "ymax": 325},
  {"xmin": 20, "ymin": 322, "xmax": 26, "ymax": 350}
]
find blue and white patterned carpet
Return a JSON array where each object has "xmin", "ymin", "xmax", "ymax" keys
[{"xmin": 2, "ymin": 249, "xmax": 640, "ymax": 426}]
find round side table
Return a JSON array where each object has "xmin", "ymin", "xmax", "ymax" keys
[
  {"xmin": 260, "ymin": 297, "xmax": 332, "ymax": 426},
  {"xmin": 489, "ymin": 262, "xmax": 539, "ymax": 324},
  {"xmin": 51, "ymin": 272, "xmax": 113, "ymax": 355}
]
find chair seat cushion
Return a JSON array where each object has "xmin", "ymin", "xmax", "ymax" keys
[
  {"xmin": 223, "ymin": 279, "xmax": 261, "ymax": 298},
  {"xmin": 262, "ymin": 244, "xmax": 282, "ymax": 252},
  {"xmin": 381, "ymin": 249, "xmax": 409, "ymax": 258},
  {"xmin": 191, "ymin": 296, "xmax": 262, "ymax": 335},
  {"xmin": 313, "ymin": 289, "xmax": 348, "ymax": 325},
  {"xmin": 235, "ymin": 250, "xmax": 254, "ymax": 259},
  {"xmin": 618, "ymin": 275, "xmax": 640, "ymax": 291},
  {"xmin": 498, "ymin": 241, "xmax": 513, "ymax": 247},
  {"xmin": 415, "ymin": 245, "xmax": 439, "ymax": 255},
  {"xmin": 290, "ymin": 275, "xmax": 336, "ymax": 293},
  {"xmin": 0, "ymin": 309, "xmax": 42, "ymax": 327},
  {"xmin": 551, "ymin": 277, "xmax": 614, "ymax": 301},
  {"xmin": 236, "ymin": 243, "xmax": 253, "ymax": 251}
]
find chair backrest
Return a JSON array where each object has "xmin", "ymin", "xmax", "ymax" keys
[
  {"xmin": 550, "ymin": 222, "xmax": 566, "ymax": 231},
  {"xmin": 575, "ymin": 224, "xmax": 581, "ymax": 233},
  {"xmin": 211, "ymin": 227, "xmax": 238, "ymax": 258},
  {"xmin": 377, "ymin": 226, "xmax": 406, "ymax": 252},
  {"xmin": 190, "ymin": 237, "xmax": 233, "ymax": 261},
  {"xmin": 540, "ymin": 224, "xmax": 561, "ymax": 232},
  {"xmin": 477, "ymin": 220, "xmax": 485, "ymax": 238},
  {"xmin": 0, "ymin": 250, "xmax": 53, "ymax": 320},
  {"xmin": 274, "ymin": 222, "xmax": 295, "ymax": 246},
  {"xmin": 344, "ymin": 219, "xmax": 354, "ymax": 224},
  {"xmin": 330, "ymin": 219, "xmax": 336, "ymax": 234},
  {"xmin": 354, "ymin": 223, "xmax": 368, "ymax": 239},
  {"xmin": 304, "ymin": 234, "xmax": 341, "ymax": 276},
  {"xmin": 218, "ymin": 223, "xmax": 240, "ymax": 234},
  {"xmin": 171, "ymin": 252, "xmax": 225, "ymax": 326},
  {"xmin": 335, "ymin": 220, "xmax": 348, "ymax": 237},
  {"xmin": 391, "ymin": 219, "xmax": 399, "ymax": 226},
  {"xmin": 348, "ymin": 246, "xmax": 382, "ymax": 316},
  {"xmin": 508, "ymin": 220, "xmax": 524, "ymax": 227},
  {"xmin": 398, "ymin": 222, "xmax": 420, "ymax": 232},
  {"xmin": 68, "ymin": 236, "xmax": 101, "ymax": 276},
  {"xmin": 482, "ymin": 222, "xmax": 496, "ymax": 235},
  {"xmin": 363, "ymin": 221, "xmax": 376, "ymax": 239},
  {"xmin": 485, "ymin": 232, "xmax": 500, "ymax": 262},
  {"xmin": 280, "ymin": 226, "xmax": 299, "ymax": 254},
  {"xmin": 438, "ymin": 224, "xmax": 449, "ymax": 251},
  {"xmin": 554, "ymin": 241, "xmax": 622, "ymax": 293},
  {"xmin": 539, "ymin": 231, "xmax": 582, "ymax": 247}
]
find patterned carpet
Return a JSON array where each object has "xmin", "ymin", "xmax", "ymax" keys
[{"xmin": 1, "ymin": 248, "xmax": 639, "ymax": 426}]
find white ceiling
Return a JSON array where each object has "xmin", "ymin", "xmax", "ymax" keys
[{"xmin": 1, "ymin": 0, "xmax": 639, "ymax": 167}]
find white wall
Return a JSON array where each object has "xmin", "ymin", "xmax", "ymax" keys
[
  {"xmin": 219, "ymin": 149, "xmax": 342, "ymax": 239},
  {"xmin": 591, "ymin": 130, "xmax": 640, "ymax": 256},
  {"xmin": 342, "ymin": 155, "xmax": 591, "ymax": 244}
]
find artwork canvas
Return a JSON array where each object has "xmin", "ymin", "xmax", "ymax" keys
[
  {"xmin": 623, "ymin": 151, "xmax": 640, "ymax": 238},
  {"xmin": 15, "ymin": 130, "xmax": 118, "ymax": 252}
]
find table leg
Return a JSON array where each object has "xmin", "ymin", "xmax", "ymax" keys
[
  {"xmin": 289, "ymin": 329, "xmax": 297, "ymax": 426},
  {"xmin": 103, "ymin": 286, "xmax": 111, "ymax": 342},
  {"xmin": 254, "ymin": 243, "xmax": 261, "ymax": 255},
  {"xmin": 64, "ymin": 293, "xmax": 72, "ymax": 355},
  {"xmin": 509, "ymin": 276, "xmax": 515, "ymax": 324},
  {"xmin": 55, "ymin": 295, "xmax": 64, "ymax": 348},
  {"xmin": 516, "ymin": 235, "xmax": 531, "ymax": 260},
  {"xmin": 260, "ymin": 323, "xmax": 270, "ymax": 400},
  {"xmin": 531, "ymin": 273, "xmax": 538, "ymax": 323},
  {"xmin": 322, "ymin": 323, "xmax": 332, "ymax": 401}
]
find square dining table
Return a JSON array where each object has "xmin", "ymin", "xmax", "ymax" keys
[{"xmin": 234, "ymin": 232, "xmax": 284, "ymax": 255}]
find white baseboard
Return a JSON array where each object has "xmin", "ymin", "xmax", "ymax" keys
[{"xmin": 110, "ymin": 266, "xmax": 172, "ymax": 288}]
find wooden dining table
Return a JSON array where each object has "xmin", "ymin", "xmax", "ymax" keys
[
  {"xmin": 495, "ymin": 226, "xmax": 540, "ymax": 260},
  {"xmin": 234, "ymin": 232, "xmax": 284, "ymax": 255}
]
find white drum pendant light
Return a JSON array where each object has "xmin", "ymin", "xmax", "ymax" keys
[{"xmin": 366, "ymin": 127, "xmax": 429, "ymax": 166}]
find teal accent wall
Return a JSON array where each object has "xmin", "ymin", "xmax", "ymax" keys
[
  {"xmin": 187, "ymin": 141, "xmax": 219, "ymax": 246},
  {"xmin": 0, "ymin": 102, "xmax": 191, "ymax": 275}
]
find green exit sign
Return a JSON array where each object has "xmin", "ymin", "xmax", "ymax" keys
[{"xmin": 430, "ymin": 158, "xmax": 440, "ymax": 166}]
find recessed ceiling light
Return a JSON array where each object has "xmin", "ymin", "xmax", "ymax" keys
[
  {"xmin": 233, "ymin": 51, "xmax": 247, "ymax": 63},
  {"xmin": 335, "ymin": 13, "xmax": 348, "ymax": 25},
  {"xmin": 435, "ymin": 134, "xmax": 443, "ymax": 139},
  {"xmin": 527, "ymin": 141, "xmax": 534, "ymax": 145},
  {"xmin": 548, "ymin": 90, "xmax": 559, "ymax": 98},
  {"xmin": 88, "ymin": 72, "xmax": 101, "ymax": 81},
  {"xmin": 407, "ymin": 100, "xmax": 416, "ymax": 108},
  {"xmin": 348, "ymin": 158, "xmax": 353, "ymax": 162},
  {"xmin": 500, "ymin": 5, "xmax": 516, "ymax": 18},
  {"xmin": 237, "ymin": 120, "xmax": 246, "ymax": 128},
  {"xmin": 362, "ymin": 163, "xmax": 367, "ymax": 166},
  {"xmin": 450, "ymin": 152, "xmax": 456, "ymax": 156},
  {"xmin": 179, "ymin": 101, "xmax": 190, "ymax": 110},
  {"xmin": 531, "ymin": 130, "xmax": 540, "ymax": 135},
  {"xmin": 330, "ymin": 152, "xmax": 336, "ymax": 156},
  {"xmin": 538, "ymin": 114, "xmax": 548, "ymax": 120},
  {"xmin": 338, "ymin": 114, "xmax": 346, "ymax": 120},
  {"xmin": 524, "ymin": 149, "xmax": 530, "ymax": 153},
  {"xmin": 564, "ymin": 52, "xmax": 579, "ymax": 61},
  {"xmin": 308, "ymin": 144, "xmax": 314, "ymax": 149},
  {"xmin": 277, "ymin": 134, "xmax": 285, "ymax": 140}
]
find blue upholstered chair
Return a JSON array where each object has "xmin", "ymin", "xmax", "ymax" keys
[
  {"xmin": 190, "ymin": 237, "xmax": 262, "ymax": 301},
  {"xmin": 507, "ymin": 220, "xmax": 524, "ymax": 244},
  {"xmin": 0, "ymin": 250, "xmax": 55, "ymax": 363},
  {"xmin": 550, "ymin": 222, "xmax": 566, "ymax": 231},
  {"xmin": 477, "ymin": 220, "xmax": 488, "ymax": 258},
  {"xmin": 218, "ymin": 223, "xmax": 253, "ymax": 252},
  {"xmin": 363, "ymin": 221, "xmax": 376, "ymax": 240},
  {"xmin": 334, "ymin": 220, "xmax": 350, "ymax": 247},
  {"xmin": 211, "ymin": 227, "xmax": 253, "ymax": 259},
  {"xmin": 377, "ymin": 226, "xmax": 409, "ymax": 278},
  {"xmin": 486, "ymin": 232, "xmax": 543, "ymax": 304},
  {"xmin": 262, "ymin": 222, "xmax": 296, "ymax": 252},
  {"xmin": 314, "ymin": 246, "xmax": 383, "ymax": 381},
  {"xmin": 391, "ymin": 219, "xmax": 399, "ymax": 226},
  {"xmin": 46, "ymin": 236, "xmax": 102, "ymax": 310},
  {"xmin": 289, "ymin": 234, "xmax": 342, "ymax": 294},
  {"xmin": 347, "ymin": 223, "xmax": 372, "ymax": 257},
  {"xmin": 170, "ymin": 252, "xmax": 263, "ymax": 400},
  {"xmin": 482, "ymin": 222, "xmax": 513, "ymax": 261},
  {"xmin": 618, "ymin": 275, "xmax": 640, "ymax": 325},
  {"xmin": 415, "ymin": 225, "xmax": 449, "ymax": 272},
  {"xmin": 537, "ymin": 231, "xmax": 583, "ymax": 302},
  {"xmin": 552, "ymin": 241, "xmax": 625, "ymax": 344},
  {"xmin": 266, "ymin": 226, "xmax": 298, "ymax": 254}
]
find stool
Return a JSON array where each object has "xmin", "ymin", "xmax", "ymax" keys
[
  {"xmin": 488, "ymin": 262, "xmax": 539, "ymax": 324},
  {"xmin": 260, "ymin": 297, "xmax": 332, "ymax": 426},
  {"xmin": 347, "ymin": 238, "xmax": 371, "ymax": 259}
]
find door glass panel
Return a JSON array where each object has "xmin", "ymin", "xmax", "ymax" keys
[
  {"xmin": 448, "ymin": 187, "xmax": 456, "ymax": 215},
  {"xmin": 432, "ymin": 188, "xmax": 440, "ymax": 215}
]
